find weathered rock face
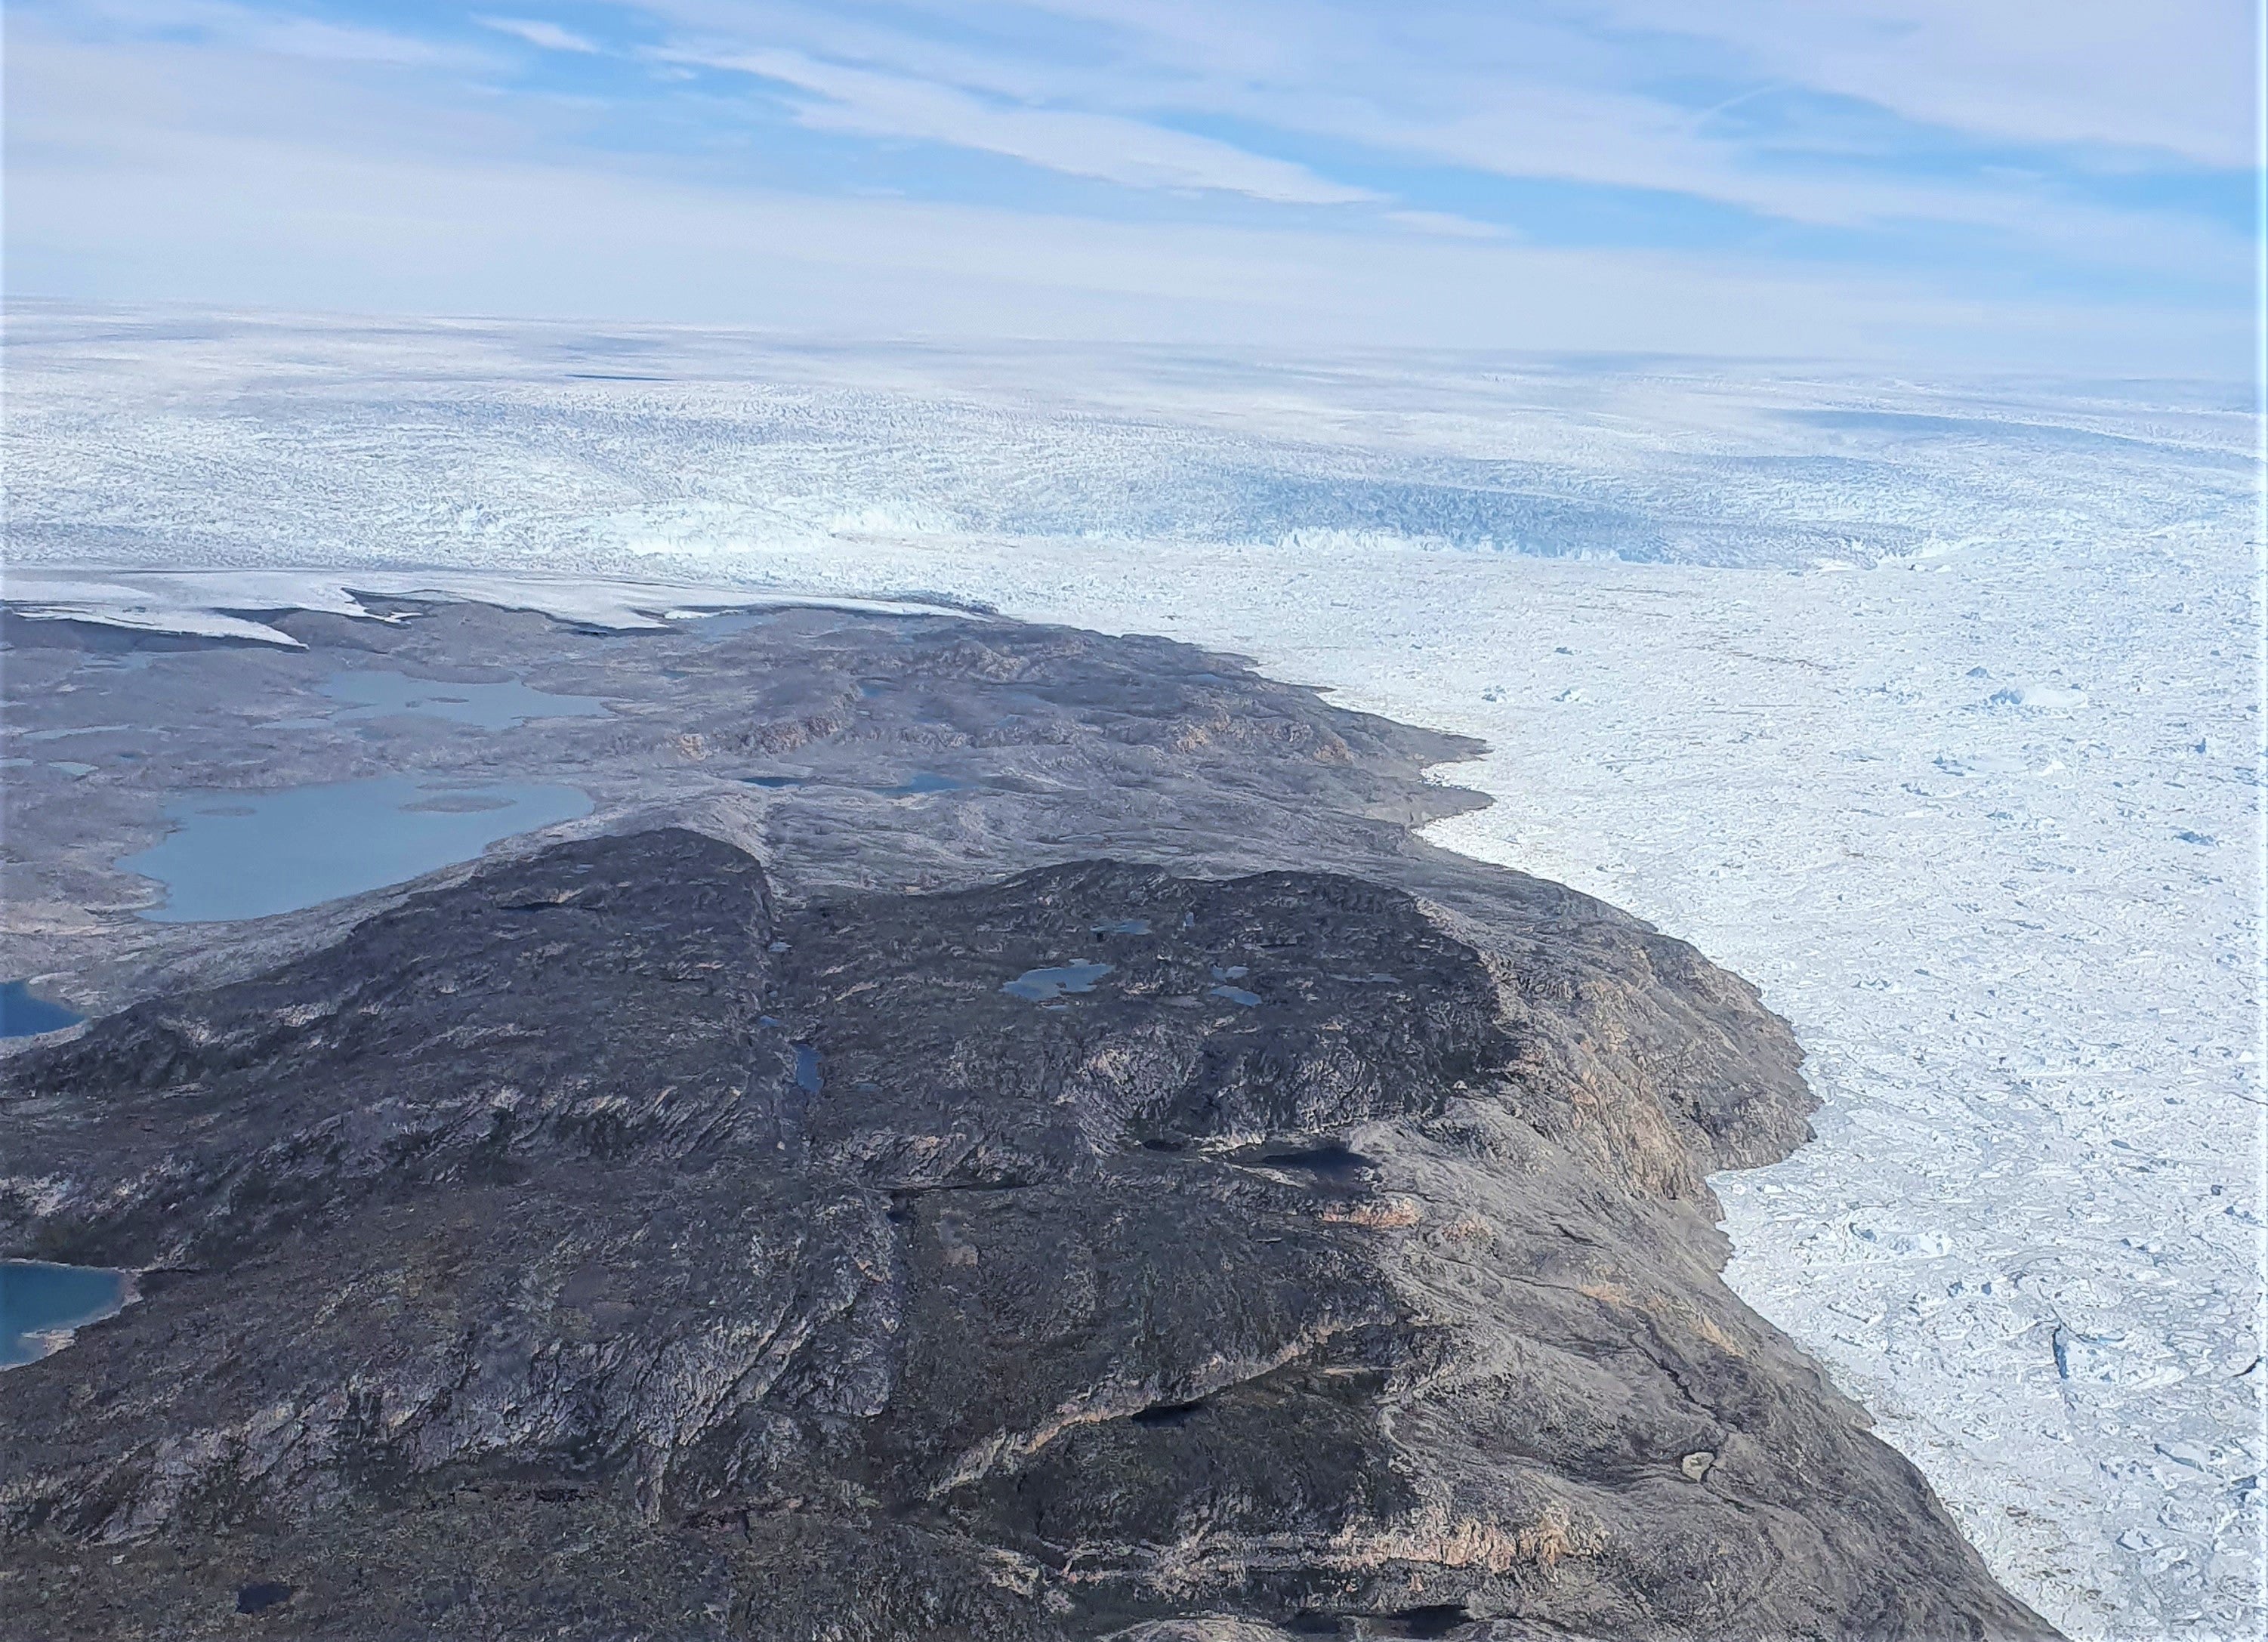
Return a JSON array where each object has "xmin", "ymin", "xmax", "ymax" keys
[{"xmin": 1, "ymin": 828, "xmax": 2054, "ymax": 1640}]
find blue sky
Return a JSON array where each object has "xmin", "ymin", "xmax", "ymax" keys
[{"xmin": 5, "ymin": 1, "xmax": 2257, "ymax": 372}]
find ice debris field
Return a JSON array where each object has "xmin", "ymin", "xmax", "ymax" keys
[{"xmin": 3, "ymin": 307, "xmax": 2260, "ymax": 1640}]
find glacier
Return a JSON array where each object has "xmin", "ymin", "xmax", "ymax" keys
[{"xmin": 2, "ymin": 304, "xmax": 2258, "ymax": 1640}]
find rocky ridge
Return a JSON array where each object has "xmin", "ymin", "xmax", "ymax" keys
[{"xmin": 0, "ymin": 601, "xmax": 2057, "ymax": 1638}]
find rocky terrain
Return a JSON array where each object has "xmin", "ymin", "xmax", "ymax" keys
[{"xmin": 0, "ymin": 595, "xmax": 2057, "ymax": 1638}]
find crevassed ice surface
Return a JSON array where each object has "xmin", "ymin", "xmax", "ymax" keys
[{"xmin": 3, "ymin": 307, "xmax": 2258, "ymax": 1640}]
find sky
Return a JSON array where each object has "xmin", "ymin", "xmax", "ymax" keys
[{"xmin": 5, "ymin": 1, "xmax": 2259, "ymax": 373}]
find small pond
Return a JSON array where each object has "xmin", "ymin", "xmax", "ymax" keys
[
  {"xmin": 2, "ymin": 1261, "xmax": 131, "ymax": 1369},
  {"xmin": 1208, "ymin": 965, "xmax": 1258, "ymax": 1006},
  {"xmin": 1002, "ymin": 961, "xmax": 1113, "ymax": 1002},
  {"xmin": 119, "ymin": 775, "xmax": 594, "ymax": 922},
  {"xmin": 879, "ymin": 771, "xmax": 967, "ymax": 797},
  {"xmin": 0, "ymin": 981, "xmax": 84, "ymax": 1039},
  {"xmin": 1249, "ymin": 1142, "xmax": 1373, "ymax": 1180}
]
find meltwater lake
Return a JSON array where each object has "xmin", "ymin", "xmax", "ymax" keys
[
  {"xmin": 118, "ymin": 776, "xmax": 594, "ymax": 922},
  {"xmin": 2, "ymin": 1261, "xmax": 131, "ymax": 1369},
  {"xmin": 0, "ymin": 980, "xmax": 85, "ymax": 1038}
]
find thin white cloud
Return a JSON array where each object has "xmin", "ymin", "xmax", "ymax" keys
[
  {"xmin": 658, "ymin": 46, "xmax": 1380, "ymax": 206},
  {"xmin": 8, "ymin": 22, "xmax": 2240, "ymax": 375},
  {"xmin": 75, "ymin": 0, "xmax": 467, "ymax": 64},
  {"xmin": 5, "ymin": 4, "xmax": 2248, "ymax": 375},
  {"xmin": 967, "ymin": 0, "xmax": 2254, "ymax": 166},
  {"xmin": 477, "ymin": 16, "xmax": 601, "ymax": 55},
  {"xmin": 632, "ymin": 0, "xmax": 2251, "ymax": 242},
  {"xmin": 1591, "ymin": 0, "xmax": 2255, "ymax": 168},
  {"xmin": 1384, "ymin": 210, "xmax": 1513, "ymax": 242}
]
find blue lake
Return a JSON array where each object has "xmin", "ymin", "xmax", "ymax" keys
[
  {"xmin": 2, "ymin": 1261, "xmax": 131, "ymax": 1369},
  {"xmin": 320, "ymin": 669, "xmax": 610, "ymax": 730},
  {"xmin": 880, "ymin": 772, "xmax": 966, "ymax": 797},
  {"xmin": 0, "ymin": 981, "xmax": 84, "ymax": 1039},
  {"xmin": 119, "ymin": 776, "xmax": 594, "ymax": 922},
  {"xmin": 1003, "ymin": 961, "xmax": 1112, "ymax": 1002}
]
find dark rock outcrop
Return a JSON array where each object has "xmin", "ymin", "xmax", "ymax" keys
[{"xmin": 1, "ymin": 828, "xmax": 2055, "ymax": 1639}]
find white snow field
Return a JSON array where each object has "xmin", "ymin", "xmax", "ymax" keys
[{"xmin": 4, "ymin": 307, "xmax": 2259, "ymax": 1639}]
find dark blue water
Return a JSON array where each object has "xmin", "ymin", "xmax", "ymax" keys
[
  {"xmin": 1002, "ymin": 961, "xmax": 1112, "ymax": 1002},
  {"xmin": 119, "ymin": 776, "xmax": 594, "ymax": 922},
  {"xmin": 321, "ymin": 670, "xmax": 609, "ymax": 730},
  {"xmin": 1, "ymin": 1261, "xmax": 130, "ymax": 1369},
  {"xmin": 236, "ymin": 1582, "xmax": 295, "ymax": 1615},
  {"xmin": 793, "ymin": 1045, "xmax": 822, "ymax": 1094},
  {"xmin": 0, "ymin": 981, "xmax": 83, "ymax": 1039},
  {"xmin": 1251, "ymin": 1143, "xmax": 1372, "ymax": 1181}
]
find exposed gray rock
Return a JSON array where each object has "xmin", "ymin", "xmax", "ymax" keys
[{"xmin": 1, "ymin": 823, "xmax": 2055, "ymax": 1639}]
